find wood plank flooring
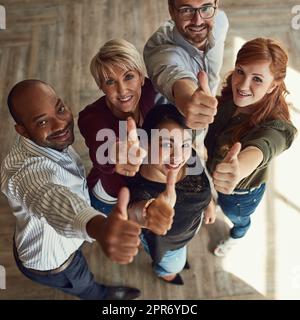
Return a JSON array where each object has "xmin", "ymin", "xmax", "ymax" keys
[{"xmin": 0, "ymin": 0, "xmax": 299, "ymax": 300}]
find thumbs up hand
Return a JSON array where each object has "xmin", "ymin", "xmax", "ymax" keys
[
  {"xmin": 96, "ymin": 187, "xmax": 142, "ymax": 264},
  {"xmin": 143, "ymin": 169, "xmax": 179, "ymax": 235},
  {"xmin": 213, "ymin": 142, "xmax": 242, "ymax": 194},
  {"xmin": 177, "ymin": 71, "xmax": 218, "ymax": 129},
  {"xmin": 156, "ymin": 169, "xmax": 178, "ymax": 207},
  {"xmin": 112, "ymin": 117, "xmax": 147, "ymax": 177}
]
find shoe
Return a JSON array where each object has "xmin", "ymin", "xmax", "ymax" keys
[
  {"xmin": 213, "ymin": 237, "xmax": 240, "ymax": 257},
  {"xmin": 161, "ymin": 273, "xmax": 184, "ymax": 285},
  {"xmin": 104, "ymin": 286, "xmax": 141, "ymax": 300},
  {"xmin": 184, "ymin": 260, "xmax": 190, "ymax": 270}
]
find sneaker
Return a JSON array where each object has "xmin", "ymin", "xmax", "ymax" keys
[{"xmin": 213, "ymin": 237, "xmax": 240, "ymax": 257}]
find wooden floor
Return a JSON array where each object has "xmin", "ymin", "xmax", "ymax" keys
[{"xmin": 0, "ymin": 0, "xmax": 299, "ymax": 300}]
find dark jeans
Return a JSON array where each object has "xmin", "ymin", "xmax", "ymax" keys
[
  {"xmin": 13, "ymin": 245, "xmax": 108, "ymax": 300},
  {"xmin": 89, "ymin": 191, "xmax": 115, "ymax": 215},
  {"xmin": 217, "ymin": 183, "xmax": 266, "ymax": 239}
]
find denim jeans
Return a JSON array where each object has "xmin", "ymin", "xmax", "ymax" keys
[
  {"xmin": 90, "ymin": 192, "xmax": 187, "ymax": 276},
  {"xmin": 13, "ymin": 244, "xmax": 108, "ymax": 300},
  {"xmin": 217, "ymin": 183, "xmax": 266, "ymax": 239},
  {"xmin": 140, "ymin": 234, "xmax": 187, "ymax": 277},
  {"xmin": 89, "ymin": 191, "xmax": 115, "ymax": 215}
]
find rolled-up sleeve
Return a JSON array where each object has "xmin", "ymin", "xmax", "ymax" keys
[{"xmin": 144, "ymin": 41, "xmax": 197, "ymax": 103}]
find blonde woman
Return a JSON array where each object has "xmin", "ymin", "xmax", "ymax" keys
[{"xmin": 78, "ymin": 39, "xmax": 156, "ymax": 213}]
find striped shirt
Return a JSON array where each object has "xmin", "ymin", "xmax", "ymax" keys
[{"xmin": 0, "ymin": 136, "xmax": 103, "ymax": 271}]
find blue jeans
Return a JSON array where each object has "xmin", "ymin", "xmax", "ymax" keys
[
  {"xmin": 140, "ymin": 234, "xmax": 187, "ymax": 277},
  {"xmin": 217, "ymin": 183, "xmax": 266, "ymax": 239},
  {"xmin": 89, "ymin": 191, "xmax": 115, "ymax": 215},
  {"xmin": 13, "ymin": 244, "xmax": 108, "ymax": 300},
  {"xmin": 90, "ymin": 192, "xmax": 187, "ymax": 276}
]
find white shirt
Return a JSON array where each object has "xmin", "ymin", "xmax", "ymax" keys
[
  {"xmin": 143, "ymin": 10, "xmax": 229, "ymax": 102},
  {"xmin": 92, "ymin": 179, "xmax": 117, "ymax": 204},
  {"xmin": 0, "ymin": 136, "xmax": 103, "ymax": 270}
]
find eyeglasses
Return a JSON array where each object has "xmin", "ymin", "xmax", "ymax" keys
[{"xmin": 175, "ymin": 5, "xmax": 217, "ymax": 21}]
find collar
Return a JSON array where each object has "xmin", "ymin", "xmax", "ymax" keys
[{"xmin": 20, "ymin": 135, "xmax": 71, "ymax": 163}]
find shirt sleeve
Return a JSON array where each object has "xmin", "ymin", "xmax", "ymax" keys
[
  {"xmin": 206, "ymin": 10, "xmax": 229, "ymax": 95},
  {"xmin": 144, "ymin": 39, "xmax": 197, "ymax": 103},
  {"xmin": 242, "ymin": 122, "xmax": 296, "ymax": 168},
  {"xmin": 7, "ymin": 158, "xmax": 105, "ymax": 241}
]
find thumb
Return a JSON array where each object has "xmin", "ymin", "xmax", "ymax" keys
[
  {"xmin": 223, "ymin": 142, "xmax": 242, "ymax": 163},
  {"xmin": 204, "ymin": 216, "xmax": 210, "ymax": 224},
  {"xmin": 197, "ymin": 71, "xmax": 211, "ymax": 96},
  {"xmin": 114, "ymin": 187, "xmax": 130, "ymax": 220},
  {"xmin": 165, "ymin": 169, "xmax": 177, "ymax": 194},
  {"xmin": 127, "ymin": 117, "xmax": 138, "ymax": 144}
]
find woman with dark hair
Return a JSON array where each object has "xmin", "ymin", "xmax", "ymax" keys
[
  {"xmin": 205, "ymin": 38, "xmax": 297, "ymax": 256},
  {"xmin": 127, "ymin": 104, "xmax": 212, "ymax": 285}
]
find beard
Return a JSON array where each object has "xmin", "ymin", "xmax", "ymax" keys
[{"xmin": 184, "ymin": 23, "xmax": 213, "ymax": 49}]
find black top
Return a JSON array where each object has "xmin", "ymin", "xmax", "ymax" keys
[{"xmin": 128, "ymin": 167, "xmax": 211, "ymax": 263}]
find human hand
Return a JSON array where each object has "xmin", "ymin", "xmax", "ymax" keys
[
  {"xmin": 203, "ymin": 200, "xmax": 216, "ymax": 224},
  {"xmin": 144, "ymin": 169, "xmax": 179, "ymax": 235},
  {"xmin": 112, "ymin": 117, "xmax": 147, "ymax": 177},
  {"xmin": 213, "ymin": 142, "xmax": 242, "ymax": 194},
  {"xmin": 96, "ymin": 187, "xmax": 141, "ymax": 264},
  {"xmin": 183, "ymin": 71, "xmax": 218, "ymax": 129}
]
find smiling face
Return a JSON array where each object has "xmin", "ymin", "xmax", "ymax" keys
[
  {"xmin": 169, "ymin": 0, "xmax": 217, "ymax": 50},
  {"xmin": 231, "ymin": 61, "xmax": 276, "ymax": 108},
  {"xmin": 99, "ymin": 65, "xmax": 144, "ymax": 120},
  {"xmin": 150, "ymin": 121, "xmax": 193, "ymax": 179},
  {"xmin": 14, "ymin": 83, "xmax": 74, "ymax": 151}
]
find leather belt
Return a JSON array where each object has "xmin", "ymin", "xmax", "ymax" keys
[
  {"xmin": 26, "ymin": 251, "xmax": 76, "ymax": 275},
  {"xmin": 232, "ymin": 185, "xmax": 261, "ymax": 195}
]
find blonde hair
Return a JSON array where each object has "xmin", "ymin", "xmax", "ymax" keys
[{"xmin": 90, "ymin": 39, "xmax": 145, "ymax": 87}]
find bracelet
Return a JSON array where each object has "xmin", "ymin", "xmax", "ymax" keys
[{"xmin": 142, "ymin": 198, "xmax": 155, "ymax": 218}]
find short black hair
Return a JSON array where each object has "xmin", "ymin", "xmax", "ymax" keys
[
  {"xmin": 142, "ymin": 103, "xmax": 196, "ymax": 142},
  {"xmin": 7, "ymin": 79, "xmax": 47, "ymax": 124}
]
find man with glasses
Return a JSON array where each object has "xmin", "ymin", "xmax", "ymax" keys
[{"xmin": 144, "ymin": 0, "xmax": 228, "ymax": 129}]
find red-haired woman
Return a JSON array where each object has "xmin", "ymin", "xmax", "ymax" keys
[{"xmin": 205, "ymin": 38, "xmax": 297, "ymax": 257}]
